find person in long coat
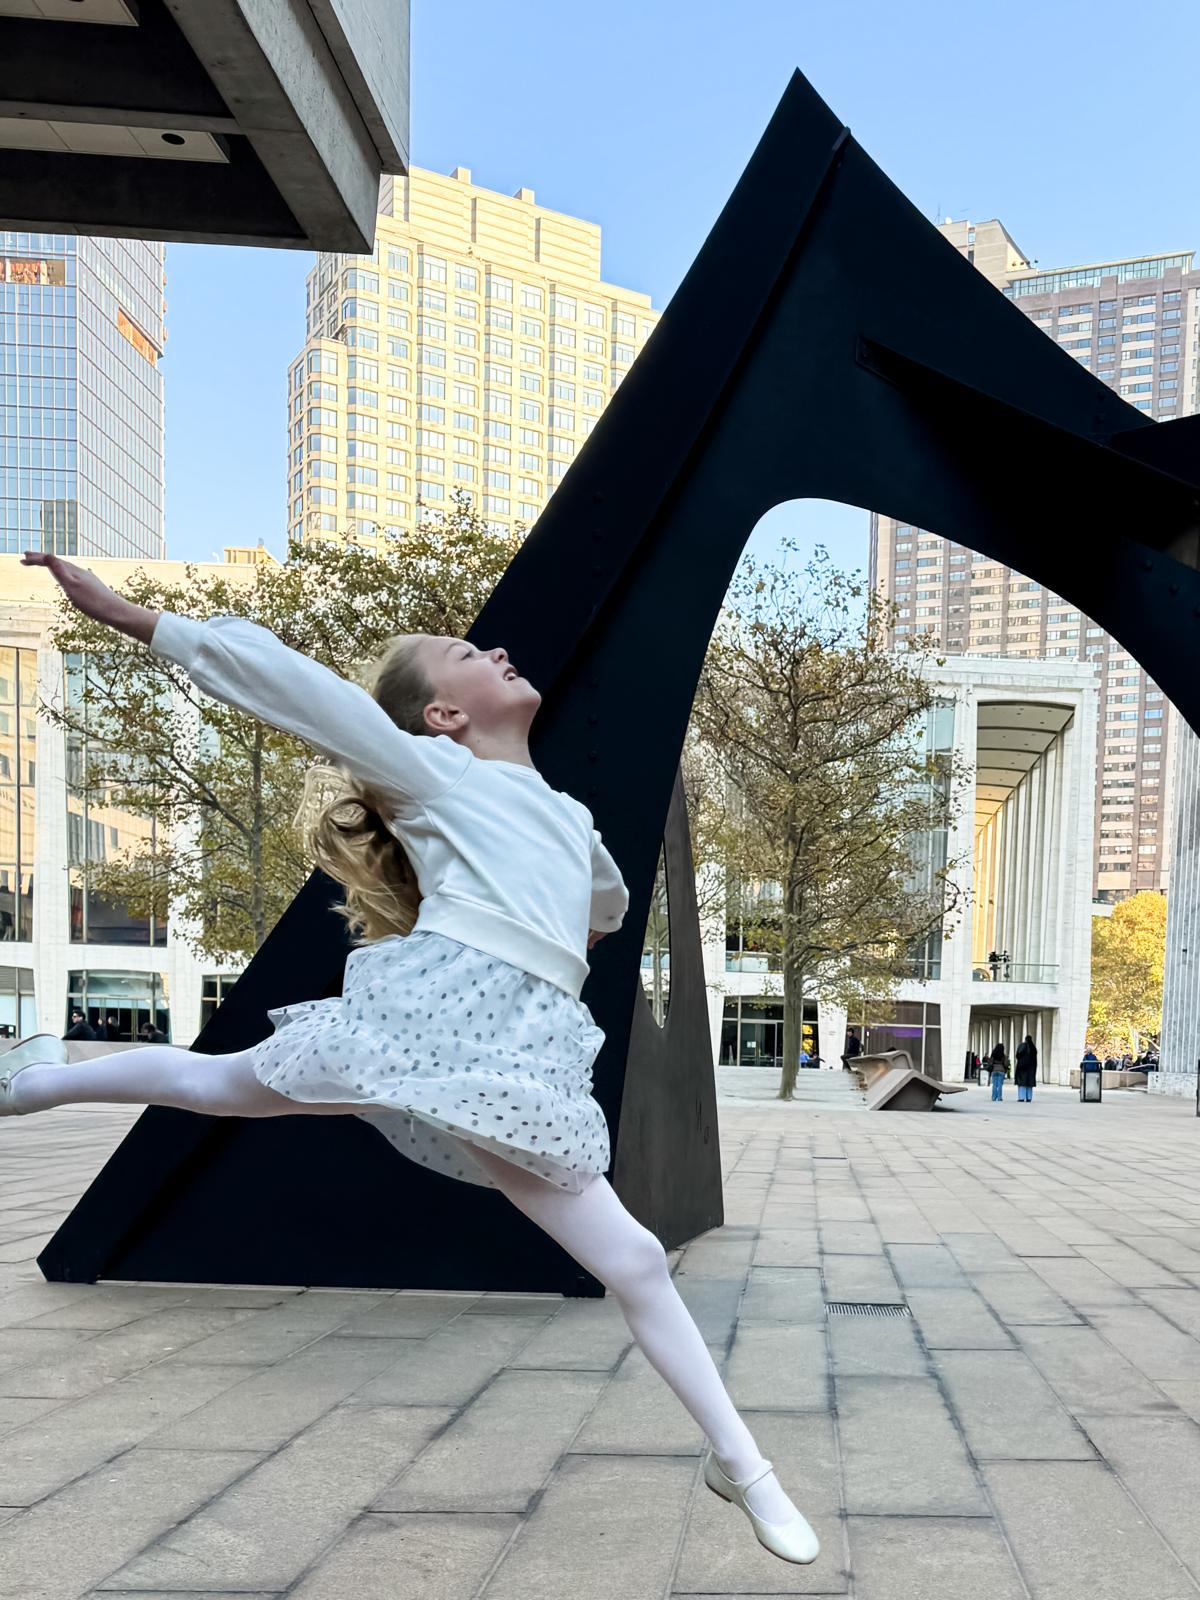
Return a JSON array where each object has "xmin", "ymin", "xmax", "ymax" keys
[{"xmin": 1014, "ymin": 1035, "xmax": 1038, "ymax": 1102}]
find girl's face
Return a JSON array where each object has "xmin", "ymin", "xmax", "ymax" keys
[{"xmin": 417, "ymin": 635, "xmax": 541, "ymax": 737}]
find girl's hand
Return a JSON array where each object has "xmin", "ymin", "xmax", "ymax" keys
[
  {"xmin": 587, "ymin": 929, "xmax": 607, "ymax": 950},
  {"xmin": 22, "ymin": 552, "xmax": 159, "ymax": 643}
]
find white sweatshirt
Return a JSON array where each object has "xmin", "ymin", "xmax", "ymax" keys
[{"xmin": 150, "ymin": 613, "xmax": 629, "ymax": 999}]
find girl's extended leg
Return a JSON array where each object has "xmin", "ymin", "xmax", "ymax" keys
[
  {"xmin": 8, "ymin": 1045, "xmax": 363, "ymax": 1119},
  {"xmin": 462, "ymin": 1139, "xmax": 804, "ymax": 1526}
]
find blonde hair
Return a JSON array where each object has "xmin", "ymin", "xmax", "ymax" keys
[{"xmin": 298, "ymin": 635, "xmax": 438, "ymax": 944}]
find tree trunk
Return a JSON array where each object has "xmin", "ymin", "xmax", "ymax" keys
[
  {"xmin": 250, "ymin": 728, "xmax": 266, "ymax": 949},
  {"xmin": 778, "ymin": 825, "xmax": 805, "ymax": 1100}
]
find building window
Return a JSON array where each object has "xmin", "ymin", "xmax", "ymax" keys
[
  {"xmin": 849, "ymin": 1000, "xmax": 943, "ymax": 1077},
  {"xmin": 719, "ymin": 996, "xmax": 818, "ymax": 1069},
  {"xmin": 0, "ymin": 965, "xmax": 34, "ymax": 1039},
  {"xmin": 200, "ymin": 973, "xmax": 238, "ymax": 1031},
  {"xmin": 0, "ymin": 648, "xmax": 35, "ymax": 944},
  {"xmin": 66, "ymin": 970, "xmax": 169, "ymax": 1042},
  {"xmin": 64, "ymin": 653, "xmax": 169, "ymax": 948}
]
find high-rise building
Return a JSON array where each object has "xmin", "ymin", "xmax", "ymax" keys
[
  {"xmin": 0, "ymin": 233, "xmax": 166, "ymax": 560},
  {"xmin": 870, "ymin": 221, "xmax": 1199, "ymax": 900},
  {"xmin": 286, "ymin": 166, "xmax": 658, "ymax": 550}
]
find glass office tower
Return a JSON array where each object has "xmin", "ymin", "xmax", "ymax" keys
[{"xmin": 0, "ymin": 232, "xmax": 165, "ymax": 558}]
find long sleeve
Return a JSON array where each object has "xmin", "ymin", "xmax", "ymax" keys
[
  {"xmin": 589, "ymin": 829, "xmax": 629, "ymax": 933},
  {"xmin": 150, "ymin": 612, "xmax": 471, "ymax": 810}
]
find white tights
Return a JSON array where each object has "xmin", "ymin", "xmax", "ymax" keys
[{"xmin": 12, "ymin": 1045, "xmax": 800, "ymax": 1523}]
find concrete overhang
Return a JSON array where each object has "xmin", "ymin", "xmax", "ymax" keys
[
  {"xmin": 0, "ymin": 0, "xmax": 409, "ymax": 250},
  {"xmin": 975, "ymin": 700, "xmax": 1075, "ymax": 832}
]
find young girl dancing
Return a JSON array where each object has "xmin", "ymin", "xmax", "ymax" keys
[{"xmin": 3, "ymin": 551, "xmax": 819, "ymax": 1566}]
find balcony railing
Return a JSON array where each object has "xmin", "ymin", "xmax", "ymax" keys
[
  {"xmin": 971, "ymin": 962, "xmax": 1059, "ymax": 984},
  {"xmin": 725, "ymin": 952, "xmax": 784, "ymax": 974}
]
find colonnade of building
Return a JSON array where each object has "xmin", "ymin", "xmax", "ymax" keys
[{"xmin": 703, "ymin": 656, "xmax": 1098, "ymax": 1087}]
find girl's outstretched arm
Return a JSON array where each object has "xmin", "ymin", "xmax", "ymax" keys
[
  {"xmin": 23, "ymin": 551, "xmax": 159, "ymax": 642},
  {"xmin": 27, "ymin": 553, "xmax": 470, "ymax": 811}
]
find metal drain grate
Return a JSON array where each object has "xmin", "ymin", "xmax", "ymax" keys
[{"xmin": 825, "ymin": 1301, "xmax": 911, "ymax": 1318}]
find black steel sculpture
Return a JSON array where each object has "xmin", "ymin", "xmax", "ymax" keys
[{"xmin": 39, "ymin": 69, "xmax": 1200, "ymax": 1295}]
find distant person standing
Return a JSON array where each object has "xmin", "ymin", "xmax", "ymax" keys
[
  {"xmin": 988, "ymin": 1043, "xmax": 1008, "ymax": 1102},
  {"xmin": 103, "ymin": 1012, "xmax": 122, "ymax": 1042},
  {"xmin": 1014, "ymin": 1035, "xmax": 1038, "ymax": 1103},
  {"xmin": 63, "ymin": 1008, "xmax": 96, "ymax": 1042},
  {"xmin": 798, "ymin": 1046, "xmax": 811, "ymax": 1071},
  {"xmin": 138, "ymin": 1021, "xmax": 168, "ymax": 1045},
  {"xmin": 845, "ymin": 1029, "xmax": 862, "ymax": 1060}
]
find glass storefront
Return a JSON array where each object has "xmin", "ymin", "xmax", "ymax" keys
[
  {"xmin": 66, "ymin": 970, "xmax": 169, "ymax": 1041},
  {"xmin": 720, "ymin": 996, "xmax": 818, "ymax": 1069},
  {"xmin": 853, "ymin": 1000, "xmax": 943, "ymax": 1077},
  {"xmin": 0, "ymin": 965, "xmax": 35, "ymax": 1039}
]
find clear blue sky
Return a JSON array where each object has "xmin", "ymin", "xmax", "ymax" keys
[{"xmin": 164, "ymin": 0, "xmax": 1200, "ymax": 569}]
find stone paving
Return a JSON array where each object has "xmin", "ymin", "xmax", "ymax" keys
[{"xmin": 3, "ymin": 1066, "xmax": 1200, "ymax": 1597}]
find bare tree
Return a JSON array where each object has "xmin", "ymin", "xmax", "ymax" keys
[{"xmin": 691, "ymin": 543, "xmax": 968, "ymax": 1099}]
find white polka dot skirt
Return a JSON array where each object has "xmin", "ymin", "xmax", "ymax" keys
[{"xmin": 250, "ymin": 930, "xmax": 611, "ymax": 1193}]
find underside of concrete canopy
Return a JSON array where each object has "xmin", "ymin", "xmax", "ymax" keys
[
  {"xmin": 39, "ymin": 69, "xmax": 1200, "ymax": 1298},
  {"xmin": 0, "ymin": 0, "xmax": 408, "ymax": 249},
  {"xmin": 974, "ymin": 702, "xmax": 1076, "ymax": 832}
]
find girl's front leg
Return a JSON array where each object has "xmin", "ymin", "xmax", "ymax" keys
[{"xmin": 7, "ymin": 1045, "xmax": 364, "ymax": 1119}]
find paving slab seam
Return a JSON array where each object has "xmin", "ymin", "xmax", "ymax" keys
[
  {"xmin": 73, "ymin": 1445, "xmax": 278, "ymax": 1595},
  {"xmin": 870, "ymin": 1223, "xmax": 1036, "ymax": 1596},
  {"xmin": 3, "ymin": 1438, "xmax": 269, "ymax": 1519},
  {"xmin": 805, "ymin": 1139, "xmax": 855, "ymax": 1597}
]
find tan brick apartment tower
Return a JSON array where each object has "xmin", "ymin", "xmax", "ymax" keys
[{"xmin": 870, "ymin": 220, "xmax": 1200, "ymax": 899}]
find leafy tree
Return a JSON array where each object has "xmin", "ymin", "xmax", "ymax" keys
[
  {"xmin": 44, "ymin": 495, "xmax": 521, "ymax": 964},
  {"xmin": 1087, "ymin": 891, "xmax": 1166, "ymax": 1056},
  {"xmin": 690, "ymin": 543, "xmax": 968, "ymax": 1100}
]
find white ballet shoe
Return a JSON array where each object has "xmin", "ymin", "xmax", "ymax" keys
[
  {"xmin": 702, "ymin": 1450, "xmax": 820, "ymax": 1565},
  {"xmin": 0, "ymin": 1034, "xmax": 67, "ymax": 1115}
]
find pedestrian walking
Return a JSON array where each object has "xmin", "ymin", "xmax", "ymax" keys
[
  {"xmin": 988, "ymin": 1042, "xmax": 1008, "ymax": 1102},
  {"xmin": 0, "ymin": 551, "xmax": 819, "ymax": 1567},
  {"xmin": 1014, "ymin": 1034, "xmax": 1037, "ymax": 1103}
]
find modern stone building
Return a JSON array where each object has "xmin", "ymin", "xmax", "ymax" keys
[
  {"xmin": 288, "ymin": 166, "xmax": 660, "ymax": 549},
  {"xmin": 699, "ymin": 655, "xmax": 1098, "ymax": 1086},
  {"xmin": 1155, "ymin": 723, "xmax": 1200, "ymax": 1099},
  {"xmin": 0, "ymin": 553, "xmax": 253, "ymax": 1044},
  {"xmin": 870, "ymin": 221, "xmax": 1198, "ymax": 902}
]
